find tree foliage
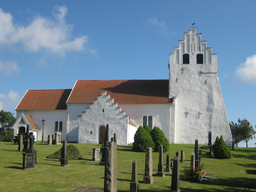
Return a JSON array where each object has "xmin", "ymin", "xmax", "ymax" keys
[
  {"xmin": 212, "ymin": 136, "xmax": 232, "ymax": 159},
  {"xmin": 0, "ymin": 110, "xmax": 15, "ymax": 141},
  {"xmin": 46, "ymin": 145, "xmax": 83, "ymax": 160},
  {"xmin": 144, "ymin": 125, "xmax": 152, "ymax": 134},
  {"xmin": 132, "ymin": 126, "xmax": 155, "ymax": 152},
  {"xmin": 151, "ymin": 126, "xmax": 169, "ymax": 152},
  {"xmin": 230, "ymin": 118, "xmax": 256, "ymax": 148}
]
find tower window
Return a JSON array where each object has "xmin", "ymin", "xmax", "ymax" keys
[
  {"xmin": 59, "ymin": 121, "xmax": 63, "ymax": 132},
  {"xmin": 183, "ymin": 54, "xmax": 189, "ymax": 64},
  {"xmin": 55, "ymin": 121, "xmax": 58, "ymax": 132},
  {"xmin": 148, "ymin": 116, "xmax": 153, "ymax": 129},
  {"xmin": 197, "ymin": 54, "xmax": 203, "ymax": 64},
  {"xmin": 143, "ymin": 116, "xmax": 147, "ymax": 127}
]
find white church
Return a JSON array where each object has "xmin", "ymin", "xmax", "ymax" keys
[{"xmin": 13, "ymin": 28, "xmax": 232, "ymax": 146}]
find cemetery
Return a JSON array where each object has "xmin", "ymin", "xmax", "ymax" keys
[{"xmin": 0, "ymin": 137, "xmax": 255, "ymax": 192}]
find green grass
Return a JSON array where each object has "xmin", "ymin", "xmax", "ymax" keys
[{"xmin": 0, "ymin": 142, "xmax": 255, "ymax": 192}]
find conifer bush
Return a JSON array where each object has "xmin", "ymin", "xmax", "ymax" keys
[
  {"xmin": 46, "ymin": 145, "xmax": 83, "ymax": 160},
  {"xmin": 151, "ymin": 126, "xmax": 169, "ymax": 152},
  {"xmin": 144, "ymin": 125, "xmax": 152, "ymax": 134},
  {"xmin": 213, "ymin": 136, "xmax": 231, "ymax": 159},
  {"xmin": 132, "ymin": 126, "xmax": 155, "ymax": 152}
]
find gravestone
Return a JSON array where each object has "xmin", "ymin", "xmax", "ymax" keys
[
  {"xmin": 104, "ymin": 140, "xmax": 117, "ymax": 192},
  {"xmin": 170, "ymin": 156, "xmax": 180, "ymax": 192},
  {"xmin": 194, "ymin": 140, "xmax": 199, "ymax": 170},
  {"xmin": 18, "ymin": 134, "xmax": 23, "ymax": 151},
  {"xmin": 176, "ymin": 151, "xmax": 180, "ymax": 161},
  {"xmin": 55, "ymin": 132, "xmax": 61, "ymax": 145},
  {"xmin": 143, "ymin": 147, "xmax": 154, "ymax": 184},
  {"xmin": 170, "ymin": 159, "xmax": 173, "ymax": 169},
  {"xmin": 100, "ymin": 124, "xmax": 109, "ymax": 165},
  {"xmin": 23, "ymin": 125, "xmax": 30, "ymax": 151},
  {"xmin": 181, "ymin": 150, "xmax": 185, "ymax": 162},
  {"xmin": 165, "ymin": 153, "xmax": 171, "ymax": 172},
  {"xmin": 60, "ymin": 140, "xmax": 68, "ymax": 167},
  {"xmin": 92, "ymin": 148, "xmax": 100, "ymax": 161},
  {"xmin": 48, "ymin": 135, "xmax": 53, "ymax": 145},
  {"xmin": 156, "ymin": 145, "xmax": 165, "ymax": 177},
  {"xmin": 191, "ymin": 152, "xmax": 195, "ymax": 171},
  {"xmin": 22, "ymin": 152, "xmax": 35, "ymax": 170},
  {"xmin": 130, "ymin": 160, "xmax": 139, "ymax": 192},
  {"xmin": 208, "ymin": 131, "xmax": 212, "ymax": 155},
  {"xmin": 26, "ymin": 132, "xmax": 37, "ymax": 165},
  {"xmin": 113, "ymin": 133, "xmax": 117, "ymax": 143}
]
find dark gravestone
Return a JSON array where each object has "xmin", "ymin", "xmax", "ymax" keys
[
  {"xmin": 18, "ymin": 134, "xmax": 23, "ymax": 151},
  {"xmin": 92, "ymin": 148, "xmax": 100, "ymax": 161},
  {"xmin": 26, "ymin": 132, "xmax": 37, "ymax": 165},
  {"xmin": 194, "ymin": 140, "xmax": 199, "ymax": 170},
  {"xmin": 48, "ymin": 135, "xmax": 53, "ymax": 145},
  {"xmin": 181, "ymin": 150, "xmax": 185, "ymax": 162},
  {"xmin": 165, "ymin": 153, "xmax": 171, "ymax": 172},
  {"xmin": 170, "ymin": 156, "xmax": 180, "ymax": 192},
  {"xmin": 191, "ymin": 152, "xmax": 195, "ymax": 171},
  {"xmin": 208, "ymin": 131, "xmax": 212, "ymax": 155},
  {"xmin": 176, "ymin": 151, "xmax": 180, "ymax": 161},
  {"xmin": 156, "ymin": 145, "xmax": 165, "ymax": 177},
  {"xmin": 100, "ymin": 124, "xmax": 109, "ymax": 165},
  {"xmin": 72, "ymin": 187, "xmax": 103, "ymax": 192},
  {"xmin": 22, "ymin": 152, "xmax": 35, "ymax": 170},
  {"xmin": 143, "ymin": 147, "xmax": 154, "ymax": 184},
  {"xmin": 104, "ymin": 140, "xmax": 117, "ymax": 192},
  {"xmin": 130, "ymin": 160, "xmax": 139, "ymax": 192},
  {"xmin": 61, "ymin": 140, "xmax": 68, "ymax": 167},
  {"xmin": 23, "ymin": 125, "xmax": 30, "ymax": 151}
]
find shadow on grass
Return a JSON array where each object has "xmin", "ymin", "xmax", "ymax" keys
[
  {"xmin": 5, "ymin": 166, "xmax": 23, "ymax": 169},
  {"xmin": 1, "ymin": 148, "xmax": 20, "ymax": 152},
  {"xmin": 232, "ymin": 153, "xmax": 256, "ymax": 160},
  {"xmin": 246, "ymin": 169, "xmax": 256, "ymax": 175},
  {"xmin": 235, "ymin": 163, "xmax": 256, "ymax": 169}
]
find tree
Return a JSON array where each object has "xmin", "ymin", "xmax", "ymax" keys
[
  {"xmin": 230, "ymin": 118, "xmax": 256, "ymax": 148},
  {"xmin": 151, "ymin": 126, "xmax": 169, "ymax": 152},
  {"xmin": 132, "ymin": 126, "xmax": 155, "ymax": 152},
  {"xmin": 0, "ymin": 110, "xmax": 15, "ymax": 141}
]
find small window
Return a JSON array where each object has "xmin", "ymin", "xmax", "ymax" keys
[
  {"xmin": 90, "ymin": 131, "xmax": 92, "ymax": 135},
  {"xmin": 59, "ymin": 121, "xmax": 62, "ymax": 132},
  {"xmin": 103, "ymin": 109, "xmax": 104, "ymax": 113},
  {"xmin": 148, "ymin": 116, "xmax": 152, "ymax": 129},
  {"xmin": 183, "ymin": 54, "xmax": 189, "ymax": 64},
  {"xmin": 197, "ymin": 54, "xmax": 203, "ymax": 64},
  {"xmin": 143, "ymin": 116, "xmax": 147, "ymax": 127},
  {"xmin": 55, "ymin": 121, "xmax": 58, "ymax": 132}
]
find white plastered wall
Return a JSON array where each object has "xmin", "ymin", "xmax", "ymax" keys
[{"xmin": 169, "ymin": 28, "xmax": 232, "ymax": 146}]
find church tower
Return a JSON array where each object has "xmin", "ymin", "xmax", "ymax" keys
[{"xmin": 168, "ymin": 28, "xmax": 232, "ymax": 145}]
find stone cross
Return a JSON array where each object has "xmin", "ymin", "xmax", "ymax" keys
[
  {"xmin": 197, "ymin": 111, "xmax": 202, "ymax": 118},
  {"xmin": 104, "ymin": 140, "xmax": 117, "ymax": 192},
  {"xmin": 165, "ymin": 153, "xmax": 171, "ymax": 172},
  {"xmin": 61, "ymin": 140, "xmax": 68, "ymax": 167},
  {"xmin": 92, "ymin": 148, "xmax": 100, "ymax": 161},
  {"xmin": 180, "ymin": 150, "xmax": 185, "ymax": 162},
  {"xmin": 184, "ymin": 111, "xmax": 189, "ymax": 118},
  {"xmin": 194, "ymin": 140, "xmax": 199, "ymax": 170},
  {"xmin": 180, "ymin": 67, "xmax": 185, "ymax": 74},
  {"xmin": 23, "ymin": 125, "xmax": 30, "ymax": 151},
  {"xmin": 170, "ymin": 156, "xmax": 180, "ymax": 192},
  {"xmin": 191, "ymin": 152, "xmax": 195, "ymax": 171},
  {"xmin": 130, "ymin": 160, "xmax": 139, "ymax": 192},
  {"xmin": 143, "ymin": 147, "xmax": 154, "ymax": 184},
  {"xmin": 26, "ymin": 132, "xmax": 37, "ymax": 165},
  {"xmin": 18, "ymin": 134, "xmax": 23, "ymax": 151},
  {"xmin": 156, "ymin": 145, "xmax": 165, "ymax": 177}
]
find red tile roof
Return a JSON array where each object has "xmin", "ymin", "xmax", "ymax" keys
[
  {"xmin": 23, "ymin": 114, "xmax": 39, "ymax": 131},
  {"xmin": 67, "ymin": 80, "xmax": 169, "ymax": 104},
  {"xmin": 16, "ymin": 89, "xmax": 72, "ymax": 110}
]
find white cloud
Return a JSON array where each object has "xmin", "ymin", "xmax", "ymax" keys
[
  {"xmin": 0, "ymin": 90, "xmax": 20, "ymax": 111},
  {"xmin": 148, "ymin": 18, "xmax": 169, "ymax": 36},
  {"xmin": 0, "ymin": 60, "xmax": 20, "ymax": 75},
  {"xmin": 235, "ymin": 54, "xmax": 256, "ymax": 83},
  {"xmin": 0, "ymin": 6, "xmax": 89, "ymax": 56}
]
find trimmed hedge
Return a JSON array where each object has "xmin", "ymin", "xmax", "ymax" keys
[
  {"xmin": 46, "ymin": 145, "xmax": 83, "ymax": 160},
  {"xmin": 151, "ymin": 126, "xmax": 169, "ymax": 152},
  {"xmin": 213, "ymin": 136, "xmax": 231, "ymax": 159},
  {"xmin": 144, "ymin": 125, "xmax": 152, "ymax": 134},
  {"xmin": 132, "ymin": 126, "xmax": 155, "ymax": 152}
]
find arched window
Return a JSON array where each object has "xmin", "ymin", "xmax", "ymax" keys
[
  {"xmin": 148, "ymin": 116, "xmax": 153, "ymax": 129},
  {"xmin": 143, "ymin": 116, "xmax": 147, "ymax": 127},
  {"xmin": 59, "ymin": 121, "xmax": 62, "ymax": 132},
  {"xmin": 55, "ymin": 121, "xmax": 58, "ymax": 132},
  {"xmin": 197, "ymin": 54, "xmax": 203, "ymax": 64},
  {"xmin": 183, "ymin": 54, "xmax": 189, "ymax": 64}
]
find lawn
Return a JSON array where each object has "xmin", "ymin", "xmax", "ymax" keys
[{"xmin": 0, "ymin": 141, "xmax": 255, "ymax": 192}]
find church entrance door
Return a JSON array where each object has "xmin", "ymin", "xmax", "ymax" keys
[{"xmin": 99, "ymin": 126, "xmax": 105, "ymax": 144}]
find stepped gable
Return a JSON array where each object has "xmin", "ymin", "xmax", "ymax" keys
[
  {"xmin": 16, "ymin": 89, "xmax": 72, "ymax": 110},
  {"xmin": 67, "ymin": 80, "xmax": 169, "ymax": 104}
]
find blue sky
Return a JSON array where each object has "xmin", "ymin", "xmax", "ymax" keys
[{"xmin": 0, "ymin": 1, "xmax": 256, "ymax": 147}]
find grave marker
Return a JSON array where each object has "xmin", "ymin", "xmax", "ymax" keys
[
  {"xmin": 156, "ymin": 145, "xmax": 165, "ymax": 177},
  {"xmin": 18, "ymin": 134, "xmax": 23, "ymax": 151},
  {"xmin": 60, "ymin": 140, "xmax": 68, "ymax": 167},
  {"xmin": 170, "ymin": 156, "xmax": 180, "ymax": 192},
  {"xmin": 130, "ymin": 160, "xmax": 139, "ymax": 192},
  {"xmin": 48, "ymin": 135, "xmax": 53, "ymax": 145},
  {"xmin": 143, "ymin": 147, "xmax": 154, "ymax": 184},
  {"xmin": 92, "ymin": 148, "xmax": 100, "ymax": 161},
  {"xmin": 165, "ymin": 153, "xmax": 171, "ymax": 172}
]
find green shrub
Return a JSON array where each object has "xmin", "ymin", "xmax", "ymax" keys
[
  {"xmin": 132, "ymin": 126, "xmax": 155, "ymax": 152},
  {"xmin": 46, "ymin": 145, "xmax": 83, "ymax": 160},
  {"xmin": 151, "ymin": 126, "xmax": 169, "ymax": 152},
  {"xmin": 213, "ymin": 136, "xmax": 231, "ymax": 159},
  {"xmin": 144, "ymin": 125, "xmax": 152, "ymax": 134}
]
